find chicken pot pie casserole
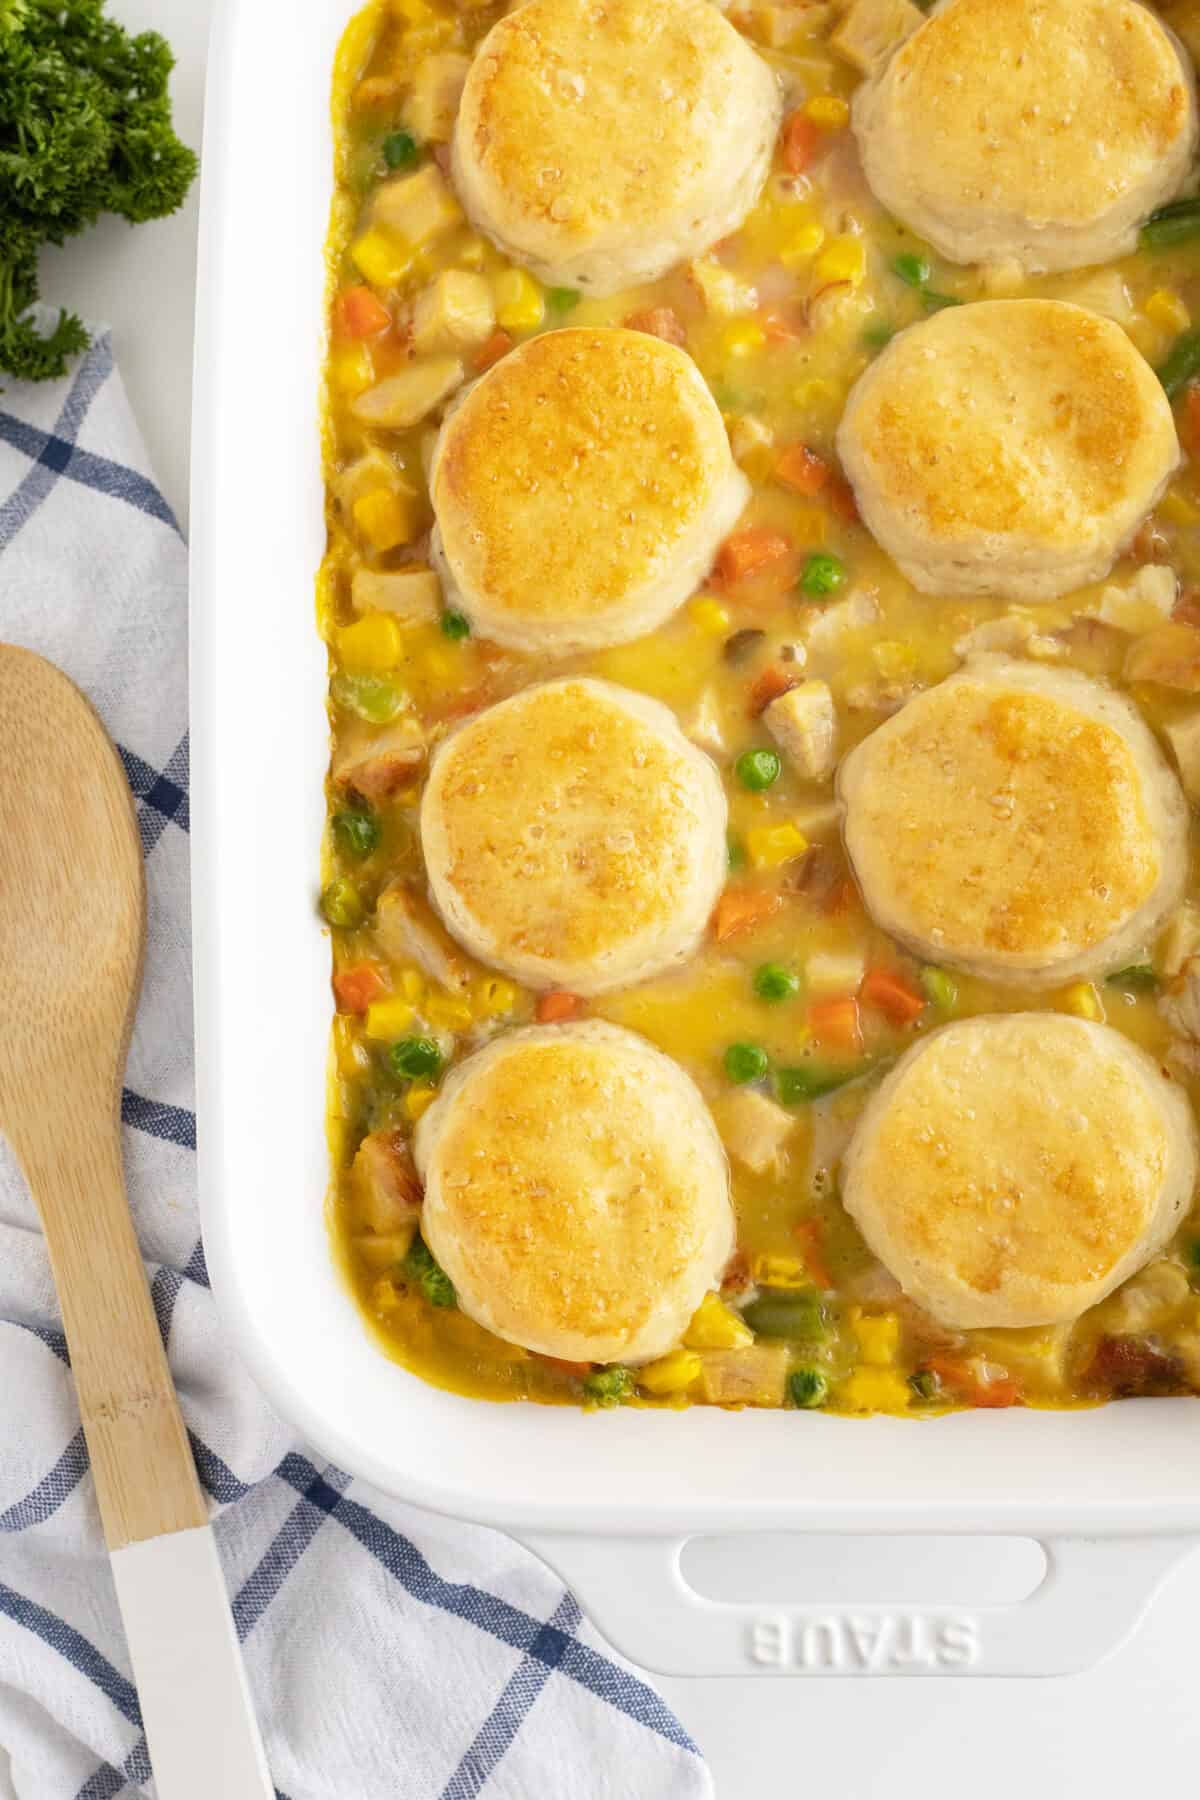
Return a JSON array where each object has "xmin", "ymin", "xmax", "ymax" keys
[{"xmin": 320, "ymin": 0, "xmax": 1200, "ymax": 1415}]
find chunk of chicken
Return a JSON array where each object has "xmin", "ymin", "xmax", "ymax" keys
[
  {"xmin": 1164, "ymin": 708, "xmax": 1200, "ymax": 803},
  {"xmin": 1159, "ymin": 903, "xmax": 1200, "ymax": 978},
  {"xmin": 1085, "ymin": 565, "xmax": 1177, "ymax": 635},
  {"xmin": 402, "ymin": 51, "xmax": 469, "ymax": 142},
  {"xmin": 333, "ymin": 718, "xmax": 426, "ymax": 799},
  {"xmin": 681, "ymin": 687, "xmax": 727, "ymax": 756},
  {"xmin": 698, "ymin": 1344, "xmax": 790, "ymax": 1406},
  {"xmin": 350, "ymin": 567, "xmax": 442, "ymax": 624},
  {"xmin": 1104, "ymin": 1261, "xmax": 1191, "ymax": 1334},
  {"xmin": 687, "ymin": 259, "xmax": 757, "ymax": 317},
  {"xmin": 1160, "ymin": 954, "xmax": 1200, "ymax": 1043},
  {"xmin": 714, "ymin": 1088, "xmax": 796, "ymax": 1174},
  {"xmin": 353, "ymin": 1128, "xmax": 423, "ymax": 1234},
  {"xmin": 831, "ymin": 0, "xmax": 923, "ymax": 71},
  {"xmin": 351, "ymin": 358, "xmax": 465, "ymax": 431},
  {"xmin": 1125, "ymin": 621, "xmax": 1200, "ymax": 692},
  {"xmin": 764, "ymin": 679, "xmax": 837, "ymax": 780},
  {"xmin": 410, "ymin": 270, "xmax": 495, "ymax": 354},
  {"xmin": 375, "ymin": 883, "xmax": 475, "ymax": 991}
]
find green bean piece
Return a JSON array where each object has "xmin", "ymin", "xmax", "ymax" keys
[
  {"xmin": 921, "ymin": 290, "xmax": 962, "ymax": 312},
  {"xmin": 1106, "ymin": 963, "xmax": 1159, "ymax": 991},
  {"xmin": 742, "ymin": 1291, "xmax": 825, "ymax": 1340},
  {"xmin": 402, "ymin": 1237, "xmax": 456, "ymax": 1308},
  {"xmin": 909, "ymin": 1369, "xmax": 939, "ymax": 1401},
  {"xmin": 583, "ymin": 1367, "xmax": 635, "ymax": 1407},
  {"xmin": 382, "ymin": 130, "xmax": 419, "ymax": 169},
  {"xmin": 919, "ymin": 965, "xmax": 958, "ymax": 1011},
  {"xmin": 1158, "ymin": 328, "xmax": 1200, "ymax": 398},
  {"xmin": 387, "ymin": 1036, "xmax": 443, "ymax": 1080},
  {"xmin": 774, "ymin": 1062, "xmax": 858, "ymax": 1105},
  {"xmin": 891, "ymin": 253, "xmax": 931, "ymax": 288},
  {"xmin": 1141, "ymin": 198, "xmax": 1200, "ymax": 251}
]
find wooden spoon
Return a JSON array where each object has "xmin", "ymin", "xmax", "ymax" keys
[{"xmin": 0, "ymin": 645, "xmax": 273, "ymax": 1799}]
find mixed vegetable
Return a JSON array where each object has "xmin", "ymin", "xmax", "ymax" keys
[{"xmin": 322, "ymin": 0, "xmax": 1200, "ymax": 1413}]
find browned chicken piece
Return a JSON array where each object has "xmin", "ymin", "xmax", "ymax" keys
[
  {"xmin": 332, "ymin": 718, "xmax": 426, "ymax": 800},
  {"xmin": 698, "ymin": 1344, "xmax": 790, "ymax": 1406},
  {"xmin": 354, "ymin": 1128, "xmax": 423, "ymax": 1233},
  {"xmin": 1080, "ymin": 1335, "xmax": 1190, "ymax": 1398},
  {"xmin": 623, "ymin": 306, "xmax": 687, "ymax": 347},
  {"xmin": 1124, "ymin": 621, "xmax": 1200, "ymax": 691},
  {"xmin": 375, "ymin": 882, "xmax": 475, "ymax": 991}
]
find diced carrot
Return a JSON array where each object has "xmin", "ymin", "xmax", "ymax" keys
[
  {"xmin": 827, "ymin": 475, "xmax": 859, "ymax": 524},
  {"xmin": 624, "ymin": 306, "xmax": 687, "ymax": 347},
  {"xmin": 715, "ymin": 527, "xmax": 793, "ymax": 587},
  {"xmin": 860, "ymin": 966, "xmax": 926, "ymax": 1027},
  {"xmin": 781, "ymin": 110, "xmax": 822, "ymax": 175},
  {"xmin": 748, "ymin": 664, "xmax": 799, "ymax": 715},
  {"xmin": 538, "ymin": 1354, "xmax": 594, "ymax": 1378},
  {"xmin": 926, "ymin": 1357, "xmax": 1019, "ymax": 1410},
  {"xmin": 474, "ymin": 330, "xmax": 513, "ymax": 371},
  {"xmin": 808, "ymin": 995, "xmax": 863, "ymax": 1052},
  {"xmin": 711, "ymin": 885, "xmax": 782, "ymax": 942},
  {"xmin": 336, "ymin": 285, "xmax": 393, "ymax": 340},
  {"xmin": 333, "ymin": 962, "xmax": 388, "ymax": 1014},
  {"xmin": 1185, "ymin": 384, "xmax": 1200, "ymax": 455},
  {"xmin": 774, "ymin": 443, "xmax": 831, "ymax": 497},
  {"xmin": 792, "ymin": 1218, "xmax": 833, "ymax": 1291},
  {"xmin": 536, "ymin": 990, "xmax": 587, "ymax": 1023}
]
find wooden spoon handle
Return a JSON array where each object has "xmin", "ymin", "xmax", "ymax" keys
[{"xmin": 15, "ymin": 1104, "xmax": 205, "ymax": 1548}]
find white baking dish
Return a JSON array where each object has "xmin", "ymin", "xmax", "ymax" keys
[{"xmin": 189, "ymin": 0, "xmax": 1200, "ymax": 1678}]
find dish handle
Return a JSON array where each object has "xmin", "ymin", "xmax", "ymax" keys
[{"xmin": 519, "ymin": 1531, "xmax": 1194, "ymax": 1676}]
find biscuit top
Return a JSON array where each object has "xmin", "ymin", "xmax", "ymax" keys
[
  {"xmin": 871, "ymin": 0, "xmax": 1192, "ymax": 229},
  {"xmin": 841, "ymin": 300, "xmax": 1177, "ymax": 551},
  {"xmin": 415, "ymin": 1022, "xmax": 732, "ymax": 1362},
  {"xmin": 432, "ymin": 328, "xmax": 732, "ymax": 631},
  {"xmin": 455, "ymin": 0, "xmax": 766, "ymax": 256},
  {"xmin": 421, "ymin": 678, "xmax": 725, "ymax": 980},
  {"xmin": 845, "ymin": 1016, "xmax": 1172, "ymax": 1307},
  {"xmin": 841, "ymin": 669, "xmax": 1160, "ymax": 966}
]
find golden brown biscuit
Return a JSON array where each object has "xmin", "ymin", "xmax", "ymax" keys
[
  {"xmin": 430, "ymin": 327, "xmax": 748, "ymax": 653},
  {"xmin": 452, "ymin": 0, "xmax": 781, "ymax": 293},
  {"xmin": 414, "ymin": 1022, "xmax": 734, "ymax": 1363},
  {"xmin": 420, "ymin": 678, "xmax": 727, "ymax": 993},
  {"xmin": 839, "ymin": 659, "xmax": 1189, "ymax": 986},
  {"xmin": 853, "ymin": 0, "xmax": 1197, "ymax": 273},
  {"xmin": 842, "ymin": 1015, "xmax": 1197, "ymax": 1329},
  {"xmin": 837, "ymin": 300, "xmax": 1179, "ymax": 601}
]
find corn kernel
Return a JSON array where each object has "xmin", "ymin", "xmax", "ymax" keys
[
  {"xmin": 352, "ymin": 487, "xmax": 418, "ymax": 553},
  {"xmin": 364, "ymin": 997, "xmax": 416, "ymax": 1041},
  {"xmin": 475, "ymin": 975, "xmax": 519, "ymax": 1017},
  {"xmin": 750, "ymin": 1253, "xmax": 809, "ymax": 1290},
  {"xmin": 840, "ymin": 1367, "xmax": 910, "ymax": 1412},
  {"xmin": 424, "ymin": 991, "xmax": 473, "ymax": 1031},
  {"xmin": 329, "ymin": 343, "xmax": 374, "ymax": 398},
  {"xmin": 746, "ymin": 821, "xmax": 808, "ymax": 870},
  {"xmin": 638, "ymin": 1349, "xmax": 704, "ymax": 1396},
  {"xmin": 403, "ymin": 1084, "xmax": 438, "ymax": 1121},
  {"xmin": 787, "ymin": 503, "xmax": 827, "ymax": 547},
  {"xmin": 720, "ymin": 319, "xmax": 767, "ymax": 358},
  {"xmin": 684, "ymin": 1292, "xmax": 754, "ymax": 1350},
  {"xmin": 418, "ymin": 641, "xmax": 459, "ymax": 683},
  {"xmin": 399, "ymin": 969, "xmax": 426, "ymax": 1003},
  {"xmin": 850, "ymin": 1309, "xmax": 901, "ymax": 1365},
  {"xmin": 689, "ymin": 597, "xmax": 731, "ymax": 635},
  {"xmin": 371, "ymin": 1276, "xmax": 403, "ymax": 1312},
  {"xmin": 1159, "ymin": 486, "xmax": 1200, "ymax": 526},
  {"xmin": 493, "ymin": 267, "xmax": 545, "ymax": 332},
  {"xmin": 792, "ymin": 377, "xmax": 839, "ymax": 414},
  {"xmin": 779, "ymin": 211, "xmax": 826, "ymax": 268},
  {"xmin": 804, "ymin": 94, "xmax": 850, "ymax": 129},
  {"xmin": 337, "ymin": 612, "xmax": 404, "ymax": 673},
  {"xmin": 872, "ymin": 639, "xmax": 917, "ymax": 680},
  {"xmin": 351, "ymin": 227, "xmax": 413, "ymax": 290},
  {"xmin": 1146, "ymin": 289, "xmax": 1191, "ymax": 335},
  {"xmin": 814, "ymin": 236, "xmax": 866, "ymax": 288},
  {"xmin": 1061, "ymin": 981, "xmax": 1105, "ymax": 1022}
]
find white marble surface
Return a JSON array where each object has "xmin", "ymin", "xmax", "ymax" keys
[{"xmin": 25, "ymin": 2, "xmax": 1200, "ymax": 1793}]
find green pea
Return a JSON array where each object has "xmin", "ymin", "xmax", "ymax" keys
[
  {"xmin": 788, "ymin": 1369, "xmax": 828, "ymax": 1409},
  {"xmin": 382, "ymin": 130, "xmax": 419, "ymax": 169},
  {"xmin": 332, "ymin": 809, "xmax": 380, "ymax": 859},
  {"xmin": 1106, "ymin": 963, "xmax": 1159, "ymax": 991},
  {"xmin": 402, "ymin": 1237, "xmax": 456, "ymax": 1308},
  {"xmin": 331, "ymin": 671, "xmax": 407, "ymax": 724},
  {"xmin": 774, "ymin": 1062, "xmax": 857, "ymax": 1105},
  {"xmin": 753, "ymin": 962, "xmax": 799, "ymax": 1004},
  {"xmin": 800, "ymin": 552, "xmax": 846, "ymax": 598},
  {"xmin": 1141, "ymin": 198, "xmax": 1200, "ymax": 251},
  {"xmin": 387, "ymin": 1036, "xmax": 443, "ymax": 1081},
  {"xmin": 909, "ymin": 1369, "xmax": 939, "ymax": 1401},
  {"xmin": 735, "ymin": 747, "xmax": 782, "ymax": 791},
  {"xmin": 891, "ymin": 253, "xmax": 931, "ymax": 288},
  {"xmin": 440, "ymin": 610, "xmax": 471, "ymax": 640},
  {"xmin": 743, "ymin": 1292, "xmax": 825, "ymax": 1340},
  {"xmin": 583, "ymin": 1366, "xmax": 634, "ymax": 1407},
  {"xmin": 320, "ymin": 878, "xmax": 364, "ymax": 928},
  {"xmin": 546, "ymin": 287, "xmax": 582, "ymax": 313},
  {"xmin": 862, "ymin": 320, "xmax": 895, "ymax": 350},
  {"xmin": 724, "ymin": 1042, "xmax": 770, "ymax": 1084},
  {"xmin": 919, "ymin": 965, "xmax": 958, "ymax": 1011}
]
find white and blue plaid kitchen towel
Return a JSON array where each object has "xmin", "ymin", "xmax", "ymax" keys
[{"xmin": 0, "ymin": 319, "xmax": 711, "ymax": 1800}]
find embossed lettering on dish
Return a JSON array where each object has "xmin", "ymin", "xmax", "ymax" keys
[{"xmin": 745, "ymin": 1612, "xmax": 980, "ymax": 1671}]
